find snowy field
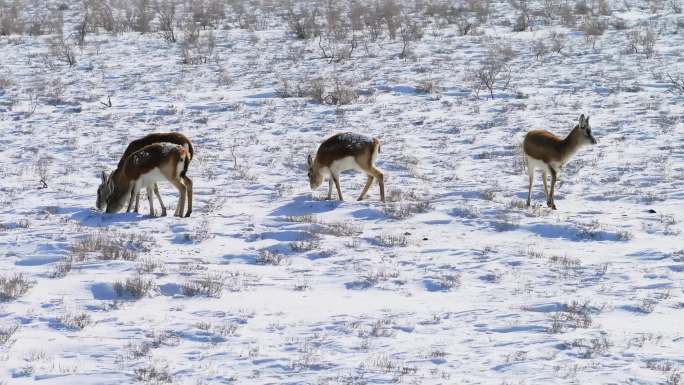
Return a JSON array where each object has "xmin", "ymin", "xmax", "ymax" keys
[{"xmin": 1, "ymin": 0, "xmax": 684, "ymax": 384}]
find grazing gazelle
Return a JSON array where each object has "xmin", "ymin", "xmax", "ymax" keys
[
  {"xmin": 523, "ymin": 114, "xmax": 597, "ymax": 210},
  {"xmin": 307, "ymin": 132, "xmax": 385, "ymax": 202},
  {"xmin": 98, "ymin": 143, "xmax": 191, "ymax": 217},
  {"xmin": 97, "ymin": 132, "xmax": 194, "ymax": 217}
]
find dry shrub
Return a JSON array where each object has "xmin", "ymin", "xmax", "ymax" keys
[
  {"xmin": 70, "ymin": 229, "xmax": 153, "ymax": 262},
  {"xmin": 0, "ymin": 273, "xmax": 34, "ymax": 301},
  {"xmin": 182, "ymin": 272, "xmax": 224, "ymax": 298},
  {"xmin": 114, "ymin": 274, "xmax": 157, "ymax": 299}
]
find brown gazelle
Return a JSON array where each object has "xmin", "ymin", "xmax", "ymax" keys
[
  {"xmin": 98, "ymin": 143, "xmax": 192, "ymax": 217},
  {"xmin": 97, "ymin": 132, "xmax": 194, "ymax": 217},
  {"xmin": 307, "ymin": 132, "xmax": 385, "ymax": 202},
  {"xmin": 523, "ymin": 114, "xmax": 597, "ymax": 210}
]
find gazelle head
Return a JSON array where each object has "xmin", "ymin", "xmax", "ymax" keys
[
  {"xmin": 96, "ymin": 171, "xmax": 115, "ymax": 211},
  {"xmin": 307, "ymin": 154, "xmax": 323, "ymax": 190},
  {"xmin": 577, "ymin": 114, "xmax": 597, "ymax": 145}
]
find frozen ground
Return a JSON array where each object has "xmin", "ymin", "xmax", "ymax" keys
[{"xmin": 1, "ymin": 1, "xmax": 684, "ymax": 384}]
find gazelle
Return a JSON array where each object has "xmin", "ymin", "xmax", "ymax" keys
[
  {"xmin": 98, "ymin": 143, "xmax": 191, "ymax": 217},
  {"xmin": 307, "ymin": 132, "xmax": 385, "ymax": 202},
  {"xmin": 523, "ymin": 114, "xmax": 597, "ymax": 210},
  {"xmin": 97, "ymin": 132, "xmax": 194, "ymax": 217}
]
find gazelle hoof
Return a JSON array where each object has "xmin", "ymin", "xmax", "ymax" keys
[{"xmin": 184, "ymin": 210, "xmax": 192, "ymax": 218}]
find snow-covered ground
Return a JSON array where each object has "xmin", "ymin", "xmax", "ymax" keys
[{"xmin": 1, "ymin": 1, "xmax": 684, "ymax": 384}]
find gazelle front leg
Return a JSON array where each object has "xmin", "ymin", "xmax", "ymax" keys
[
  {"xmin": 182, "ymin": 176, "xmax": 193, "ymax": 217},
  {"xmin": 526, "ymin": 171, "xmax": 533, "ymax": 207},
  {"xmin": 369, "ymin": 167, "xmax": 385, "ymax": 202},
  {"xmin": 358, "ymin": 175, "xmax": 374, "ymax": 201},
  {"xmin": 326, "ymin": 178, "xmax": 334, "ymax": 200},
  {"xmin": 153, "ymin": 184, "xmax": 167, "ymax": 216},
  {"xmin": 146, "ymin": 187, "xmax": 155, "ymax": 216},
  {"xmin": 542, "ymin": 170, "xmax": 550, "ymax": 203},
  {"xmin": 332, "ymin": 172, "xmax": 343, "ymax": 201},
  {"xmin": 126, "ymin": 187, "xmax": 137, "ymax": 212},
  {"xmin": 169, "ymin": 178, "xmax": 187, "ymax": 217},
  {"xmin": 134, "ymin": 190, "xmax": 141, "ymax": 213}
]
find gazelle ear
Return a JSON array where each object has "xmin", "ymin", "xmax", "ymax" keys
[
  {"xmin": 579, "ymin": 114, "xmax": 585, "ymax": 124},
  {"xmin": 307, "ymin": 154, "xmax": 313, "ymax": 167},
  {"xmin": 585, "ymin": 115, "xmax": 590, "ymax": 124}
]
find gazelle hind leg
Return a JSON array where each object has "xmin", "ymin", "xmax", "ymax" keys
[
  {"xmin": 146, "ymin": 187, "xmax": 155, "ymax": 216},
  {"xmin": 358, "ymin": 175, "xmax": 374, "ymax": 201},
  {"xmin": 153, "ymin": 184, "xmax": 166, "ymax": 216},
  {"xmin": 182, "ymin": 176, "xmax": 193, "ymax": 217},
  {"xmin": 548, "ymin": 168, "xmax": 558, "ymax": 210}
]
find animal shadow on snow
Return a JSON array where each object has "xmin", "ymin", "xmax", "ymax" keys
[
  {"xmin": 270, "ymin": 194, "xmax": 342, "ymax": 217},
  {"xmin": 70, "ymin": 207, "xmax": 158, "ymax": 227}
]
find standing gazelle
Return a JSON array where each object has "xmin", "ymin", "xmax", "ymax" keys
[
  {"xmin": 523, "ymin": 114, "xmax": 597, "ymax": 209},
  {"xmin": 99, "ymin": 143, "xmax": 191, "ymax": 217},
  {"xmin": 307, "ymin": 132, "xmax": 385, "ymax": 202},
  {"xmin": 97, "ymin": 132, "xmax": 194, "ymax": 217}
]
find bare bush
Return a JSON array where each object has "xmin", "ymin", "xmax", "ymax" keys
[
  {"xmin": 114, "ymin": 274, "xmax": 158, "ymax": 299},
  {"xmin": 287, "ymin": 7, "xmax": 320, "ymax": 39},
  {"xmin": 70, "ymin": 230, "xmax": 153, "ymax": 262},
  {"xmin": 51, "ymin": 255, "xmax": 73, "ymax": 278},
  {"xmin": 570, "ymin": 335, "xmax": 611, "ymax": 358},
  {"xmin": 532, "ymin": 38, "xmax": 548, "ymax": 61},
  {"xmin": 548, "ymin": 300, "xmax": 601, "ymax": 333},
  {"xmin": 132, "ymin": 0, "xmax": 153, "ymax": 33},
  {"xmin": 549, "ymin": 31, "xmax": 567, "ymax": 54},
  {"xmin": 0, "ymin": 273, "xmax": 34, "ymax": 301},
  {"xmin": 136, "ymin": 257, "xmax": 167, "ymax": 275},
  {"xmin": 181, "ymin": 272, "xmax": 224, "ymax": 298},
  {"xmin": 181, "ymin": 23, "xmax": 215, "ymax": 65},
  {"xmin": 324, "ymin": 78, "xmax": 358, "ymax": 105},
  {"xmin": 399, "ymin": 16, "xmax": 423, "ymax": 58},
  {"xmin": 0, "ymin": 2, "xmax": 24, "ymax": 36},
  {"xmin": 0, "ymin": 323, "xmax": 19, "ymax": 346},
  {"xmin": 434, "ymin": 273, "xmax": 461, "ymax": 291},
  {"xmin": 559, "ymin": 4, "xmax": 577, "ymax": 27},
  {"xmin": 192, "ymin": 0, "xmax": 225, "ymax": 29},
  {"xmin": 383, "ymin": 200, "xmax": 431, "ymax": 219},
  {"xmin": 470, "ymin": 45, "xmax": 513, "ymax": 99},
  {"xmin": 256, "ymin": 250, "xmax": 288, "ymax": 265},
  {"xmin": 626, "ymin": 27, "xmax": 658, "ymax": 57},
  {"xmin": 666, "ymin": 73, "xmax": 684, "ymax": 93},
  {"xmin": 275, "ymin": 78, "xmax": 308, "ymax": 98},
  {"xmin": 157, "ymin": 0, "xmax": 176, "ymax": 42},
  {"xmin": 58, "ymin": 310, "xmax": 92, "ymax": 330},
  {"xmin": 380, "ymin": 0, "xmax": 401, "ymax": 40},
  {"xmin": 415, "ymin": 75, "xmax": 440, "ymax": 94},
  {"xmin": 581, "ymin": 17, "xmax": 607, "ymax": 49},
  {"xmin": 375, "ymin": 233, "xmax": 409, "ymax": 247},
  {"xmin": 48, "ymin": 35, "xmax": 77, "ymax": 67},
  {"xmin": 134, "ymin": 362, "xmax": 173, "ymax": 384},
  {"xmin": 310, "ymin": 220, "xmax": 363, "ymax": 237},
  {"xmin": 35, "ymin": 156, "xmax": 50, "ymax": 189}
]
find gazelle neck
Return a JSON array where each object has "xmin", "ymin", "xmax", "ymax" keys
[{"xmin": 559, "ymin": 125, "xmax": 582, "ymax": 162}]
